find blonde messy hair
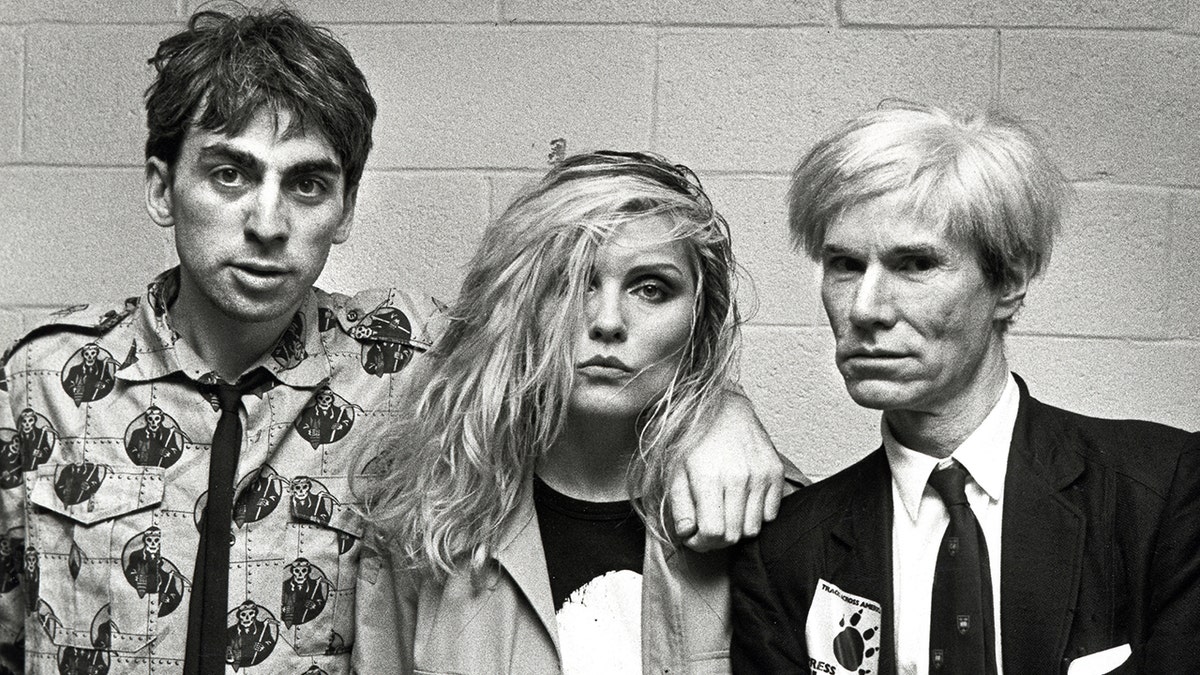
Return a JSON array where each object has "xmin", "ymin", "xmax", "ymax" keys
[{"xmin": 361, "ymin": 151, "xmax": 740, "ymax": 579}]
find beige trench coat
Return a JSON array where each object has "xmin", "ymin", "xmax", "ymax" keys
[{"xmin": 353, "ymin": 486, "xmax": 733, "ymax": 674}]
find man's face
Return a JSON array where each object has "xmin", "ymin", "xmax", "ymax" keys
[
  {"xmin": 146, "ymin": 107, "xmax": 355, "ymax": 329},
  {"xmin": 819, "ymin": 194, "xmax": 1012, "ymax": 415}
]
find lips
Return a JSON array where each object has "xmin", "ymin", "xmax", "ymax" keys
[
  {"xmin": 232, "ymin": 261, "xmax": 289, "ymax": 276},
  {"xmin": 577, "ymin": 355, "xmax": 632, "ymax": 377}
]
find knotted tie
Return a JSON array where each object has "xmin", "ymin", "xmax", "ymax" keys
[
  {"xmin": 184, "ymin": 370, "xmax": 270, "ymax": 675},
  {"xmin": 928, "ymin": 461, "xmax": 997, "ymax": 674}
]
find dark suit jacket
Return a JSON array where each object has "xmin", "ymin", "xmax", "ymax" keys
[{"xmin": 731, "ymin": 377, "xmax": 1200, "ymax": 674}]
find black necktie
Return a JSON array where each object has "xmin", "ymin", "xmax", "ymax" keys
[
  {"xmin": 184, "ymin": 370, "xmax": 270, "ymax": 675},
  {"xmin": 928, "ymin": 461, "xmax": 997, "ymax": 674}
]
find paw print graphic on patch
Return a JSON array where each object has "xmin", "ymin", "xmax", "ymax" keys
[{"xmin": 833, "ymin": 608, "xmax": 879, "ymax": 674}]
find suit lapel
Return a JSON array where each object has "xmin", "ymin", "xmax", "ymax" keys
[
  {"xmin": 1001, "ymin": 378, "xmax": 1086, "ymax": 673},
  {"xmin": 828, "ymin": 448, "xmax": 899, "ymax": 675}
]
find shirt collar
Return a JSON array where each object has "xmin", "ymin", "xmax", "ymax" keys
[
  {"xmin": 884, "ymin": 373, "xmax": 1020, "ymax": 524},
  {"xmin": 115, "ymin": 268, "xmax": 330, "ymax": 389}
]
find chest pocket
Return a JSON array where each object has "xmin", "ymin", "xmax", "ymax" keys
[
  {"xmin": 279, "ymin": 498, "xmax": 365, "ymax": 657},
  {"xmin": 25, "ymin": 464, "xmax": 166, "ymax": 656}
]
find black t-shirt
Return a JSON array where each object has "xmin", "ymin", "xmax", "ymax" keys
[{"xmin": 533, "ymin": 475, "xmax": 646, "ymax": 612}]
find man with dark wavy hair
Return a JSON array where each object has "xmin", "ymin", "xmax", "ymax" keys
[
  {"xmin": 0, "ymin": 6, "xmax": 790, "ymax": 673},
  {"xmin": 0, "ymin": 9, "xmax": 419, "ymax": 674}
]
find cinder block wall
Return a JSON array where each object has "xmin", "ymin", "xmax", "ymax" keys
[{"xmin": 1, "ymin": 1, "xmax": 1196, "ymax": 478}]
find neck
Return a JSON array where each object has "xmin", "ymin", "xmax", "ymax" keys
[
  {"xmin": 538, "ymin": 412, "xmax": 639, "ymax": 502},
  {"xmin": 884, "ymin": 351, "xmax": 1010, "ymax": 459},
  {"xmin": 170, "ymin": 279, "xmax": 295, "ymax": 382}
]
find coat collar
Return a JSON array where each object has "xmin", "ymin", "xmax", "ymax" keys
[
  {"xmin": 115, "ymin": 268, "xmax": 331, "ymax": 389},
  {"xmin": 494, "ymin": 480, "xmax": 561, "ymax": 657},
  {"xmin": 999, "ymin": 374, "xmax": 1086, "ymax": 672}
]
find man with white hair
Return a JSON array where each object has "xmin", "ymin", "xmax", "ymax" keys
[{"xmin": 730, "ymin": 103, "xmax": 1200, "ymax": 674}]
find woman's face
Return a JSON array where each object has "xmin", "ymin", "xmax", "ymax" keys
[{"xmin": 569, "ymin": 213, "xmax": 698, "ymax": 421}]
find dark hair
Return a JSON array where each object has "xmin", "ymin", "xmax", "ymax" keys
[{"xmin": 144, "ymin": 6, "xmax": 376, "ymax": 191}]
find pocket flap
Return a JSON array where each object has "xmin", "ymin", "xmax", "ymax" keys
[
  {"xmin": 290, "ymin": 498, "xmax": 364, "ymax": 538},
  {"xmin": 27, "ymin": 463, "xmax": 165, "ymax": 525}
]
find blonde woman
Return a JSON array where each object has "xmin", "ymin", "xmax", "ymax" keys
[{"xmin": 356, "ymin": 151, "xmax": 804, "ymax": 674}]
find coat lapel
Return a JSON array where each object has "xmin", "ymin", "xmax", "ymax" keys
[
  {"xmin": 828, "ymin": 448, "xmax": 899, "ymax": 675},
  {"xmin": 495, "ymin": 484, "xmax": 560, "ymax": 656},
  {"xmin": 1000, "ymin": 377, "xmax": 1086, "ymax": 673}
]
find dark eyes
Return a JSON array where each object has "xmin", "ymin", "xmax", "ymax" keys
[
  {"xmin": 212, "ymin": 168, "xmax": 244, "ymax": 187},
  {"xmin": 896, "ymin": 256, "xmax": 938, "ymax": 273},
  {"xmin": 825, "ymin": 256, "xmax": 865, "ymax": 274},
  {"xmin": 632, "ymin": 282, "xmax": 670, "ymax": 302},
  {"xmin": 292, "ymin": 177, "xmax": 329, "ymax": 199}
]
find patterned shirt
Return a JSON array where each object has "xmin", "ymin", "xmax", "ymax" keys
[{"xmin": 0, "ymin": 268, "xmax": 432, "ymax": 674}]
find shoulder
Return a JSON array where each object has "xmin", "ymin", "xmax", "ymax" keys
[
  {"xmin": 754, "ymin": 449, "xmax": 886, "ymax": 563},
  {"xmin": 2, "ymin": 295, "xmax": 140, "ymax": 373},
  {"xmin": 1024, "ymin": 393, "xmax": 1198, "ymax": 497},
  {"xmin": 313, "ymin": 286, "xmax": 443, "ymax": 352}
]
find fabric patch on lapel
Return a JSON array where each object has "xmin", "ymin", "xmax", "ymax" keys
[{"xmin": 806, "ymin": 578, "xmax": 882, "ymax": 674}]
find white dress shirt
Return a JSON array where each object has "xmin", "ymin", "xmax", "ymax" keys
[{"xmin": 885, "ymin": 373, "xmax": 1020, "ymax": 675}]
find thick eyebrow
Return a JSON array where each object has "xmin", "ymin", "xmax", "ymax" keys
[
  {"xmin": 286, "ymin": 159, "xmax": 343, "ymax": 179},
  {"xmin": 196, "ymin": 145, "xmax": 342, "ymax": 181},
  {"xmin": 197, "ymin": 145, "xmax": 264, "ymax": 175}
]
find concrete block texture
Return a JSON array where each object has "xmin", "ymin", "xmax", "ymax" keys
[
  {"xmin": 740, "ymin": 325, "xmax": 881, "ymax": 480},
  {"xmin": 317, "ymin": 171, "xmax": 490, "ymax": 304},
  {"xmin": 343, "ymin": 26, "xmax": 655, "ymax": 169},
  {"xmin": 842, "ymin": 0, "xmax": 1187, "ymax": 28},
  {"xmin": 1167, "ymin": 190, "xmax": 1200, "ymax": 337},
  {"xmin": 1008, "ymin": 336, "xmax": 1199, "ymax": 431},
  {"xmin": 657, "ymin": 28, "xmax": 996, "ymax": 173},
  {"xmin": 505, "ymin": 0, "xmax": 826, "ymax": 26},
  {"xmin": 0, "ymin": 0, "xmax": 180, "ymax": 24},
  {"xmin": 1018, "ymin": 185, "xmax": 1175, "ymax": 339},
  {"xmin": 1000, "ymin": 31, "xmax": 1199, "ymax": 186},
  {"xmin": 702, "ymin": 175, "xmax": 824, "ymax": 327},
  {"xmin": 0, "ymin": 28, "xmax": 20, "ymax": 164},
  {"xmin": 281, "ymin": 0, "xmax": 498, "ymax": 24},
  {"xmin": 25, "ymin": 24, "xmax": 175, "ymax": 166},
  {"xmin": 0, "ymin": 168, "xmax": 175, "ymax": 304}
]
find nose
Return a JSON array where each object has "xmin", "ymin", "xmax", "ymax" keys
[
  {"xmin": 587, "ymin": 288, "xmax": 627, "ymax": 343},
  {"xmin": 848, "ymin": 265, "xmax": 897, "ymax": 329},
  {"xmin": 244, "ymin": 181, "xmax": 290, "ymax": 243}
]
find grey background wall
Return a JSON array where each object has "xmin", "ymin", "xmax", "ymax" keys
[{"xmin": 0, "ymin": 0, "xmax": 1196, "ymax": 479}]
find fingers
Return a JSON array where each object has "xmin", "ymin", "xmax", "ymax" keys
[
  {"xmin": 687, "ymin": 466, "xmax": 728, "ymax": 551},
  {"xmin": 669, "ymin": 471, "xmax": 698, "ymax": 540},
  {"xmin": 741, "ymin": 480, "xmax": 767, "ymax": 538},
  {"xmin": 763, "ymin": 474, "xmax": 783, "ymax": 522}
]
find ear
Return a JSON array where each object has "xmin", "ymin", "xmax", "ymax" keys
[
  {"xmin": 145, "ymin": 158, "xmax": 175, "ymax": 228},
  {"xmin": 992, "ymin": 263, "xmax": 1033, "ymax": 323},
  {"xmin": 332, "ymin": 185, "xmax": 357, "ymax": 245}
]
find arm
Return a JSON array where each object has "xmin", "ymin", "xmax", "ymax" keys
[
  {"xmin": 729, "ymin": 535, "xmax": 809, "ymax": 673},
  {"xmin": 667, "ymin": 389, "xmax": 787, "ymax": 551},
  {"xmin": 1134, "ymin": 433, "xmax": 1200, "ymax": 672}
]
